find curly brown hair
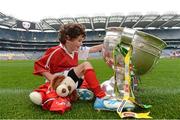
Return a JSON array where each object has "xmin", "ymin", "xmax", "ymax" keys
[{"xmin": 59, "ymin": 23, "xmax": 86, "ymax": 44}]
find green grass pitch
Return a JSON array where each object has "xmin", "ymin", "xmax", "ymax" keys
[{"xmin": 0, "ymin": 58, "xmax": 180, "ymax": 119}]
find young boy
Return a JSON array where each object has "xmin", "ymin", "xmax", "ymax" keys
[{"xmin": 33, "ymin": 23, "xmax": 121, "ymax": 111}]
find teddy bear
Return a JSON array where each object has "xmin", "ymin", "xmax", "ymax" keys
[{"xmin": 29, "ymin": 75, "xmax": 77, "ymax": 106}]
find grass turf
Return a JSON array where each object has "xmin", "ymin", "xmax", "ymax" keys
[{"xmin": 0, "ymin": 58, "xmax": 180, "ymax": 119}]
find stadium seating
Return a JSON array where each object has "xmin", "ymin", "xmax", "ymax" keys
[
  {"xmin": 0, "ymin": 28, "xmax": 106, "ymax": 60},
  {"xmin": 0, "ymin": 13, "xmax": 180, "ymax": 60}
]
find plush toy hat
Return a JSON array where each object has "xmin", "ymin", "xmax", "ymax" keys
[{"xmin": 52, "ymin": 75, "xmax": 77, "ymax": 97}]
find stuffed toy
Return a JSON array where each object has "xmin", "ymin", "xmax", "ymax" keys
[
  {"xmin": 29, "ymin": 75, "xmax": 78, "ymax": 114},
  {"xmin": 52, "ymin": 75, "xmax": 77, "ymax": 98}
]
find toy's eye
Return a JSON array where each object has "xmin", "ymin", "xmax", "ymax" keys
[{"xmin": 67, "ymin": 86, "xmax": 71, "ymax": 92}]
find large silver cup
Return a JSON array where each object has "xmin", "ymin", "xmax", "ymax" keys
[{"xmin": 102, "ymin": 27, "xmax": 167, "ymax": 75}]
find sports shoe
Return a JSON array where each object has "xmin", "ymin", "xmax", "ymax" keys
[
  {"xmin": 94, "ymin": 97, "xmax": 135, "ymax": 111},
  {"xmin": 76, "ymin": 88, "xmax": 94, "ymax": 101}
]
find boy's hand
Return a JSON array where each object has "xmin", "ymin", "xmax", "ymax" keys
[
  {"xmin": 41, "ymin": 71, "xmax": 61, "ymax": 89},
  {"xmin": 49, "ymin": 74, "xmax": 61, "ymax": 89}
]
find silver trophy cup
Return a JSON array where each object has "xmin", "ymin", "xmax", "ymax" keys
[{"xmin": 101, "ymin": 27, "xmax": 167, "ymax": 100}]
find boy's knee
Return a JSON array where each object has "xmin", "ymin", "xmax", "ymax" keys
[{"xmin": 83, "ymin": 61, "xmax": 93, "ymax": 69}]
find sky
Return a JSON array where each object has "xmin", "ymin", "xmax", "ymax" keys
[{"xmin": 0, "ymin": 0, "xmax": 179, "ymax": 22}]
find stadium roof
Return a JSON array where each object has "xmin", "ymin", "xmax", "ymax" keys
[{"xmin": 1, "ymin": 12, "xmax": 180, "ymax": 32}]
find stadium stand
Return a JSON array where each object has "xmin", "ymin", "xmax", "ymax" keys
[{"xmin": 0, "ymin": 12, "xmax": 180, "ymax": 60}]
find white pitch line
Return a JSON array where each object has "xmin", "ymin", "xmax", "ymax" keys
[
  {"xmin": 0, "ymin": 88, "xmax": 180, "ymax": 95},
  {"xmin": 138, "ymin": 88, "xmax": 180, "ymax": 95},
  {"xmin": 0, "ymin": 88, "xmax": 32, "ymax": 94}
]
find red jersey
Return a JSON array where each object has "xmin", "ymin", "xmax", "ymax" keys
[
  {"xmin": 33, "ymin": 82, "xmax": 75, "ymax": 114},
  {"xmin": 34, "ymin": 45, "xmax": 78, "ymax": 76}
]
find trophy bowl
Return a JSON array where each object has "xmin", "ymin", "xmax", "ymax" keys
[{"xmin": 102, "ymin": 27, "xmax": 167, "ymax": 75}]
